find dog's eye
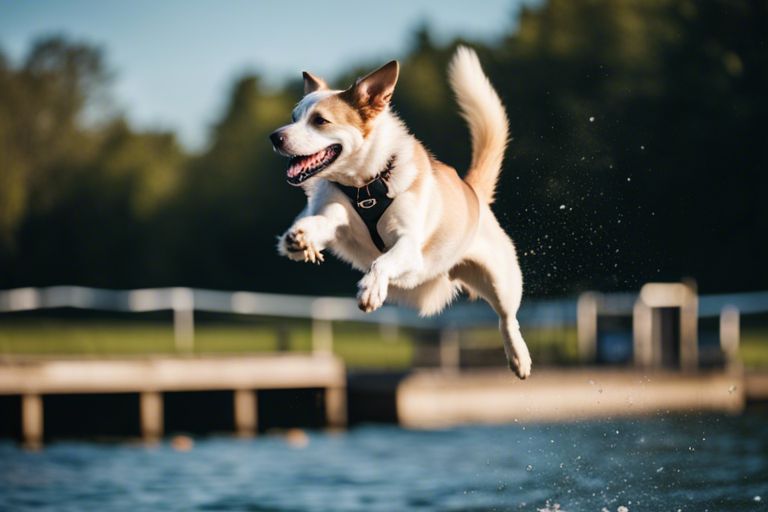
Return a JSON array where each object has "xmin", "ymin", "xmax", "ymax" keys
[{"xmin": 313, "ymin": 115, "xmax": 329, "ymax": 126}]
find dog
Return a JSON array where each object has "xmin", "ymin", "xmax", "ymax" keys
[{"xmin": 270, "ymin": 46, "xmax": 531, "ymax": 378}]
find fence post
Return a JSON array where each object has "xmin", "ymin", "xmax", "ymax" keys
[
  {"xmin": 720, "ymin": 306, "xmax": 740, "ymax": 372},
  {"xmin": 311, "ymin": 299, "xmax": 333, "ymax": 355},
  {"xmin": 439, "ymin": 327, "xmax": 460, "ymax": 372},
  {"xmin": 577, "ymin": 292, "xmax": 598, "ymax": 363},
  {"xmin": 276, "ymin": 324, "xmax": 290, "ymax": 352},
  {"xmin": 172, "ymin": 288, "xmax": 195, "ymax": 353},
  {"xmin": 378, "ymin": 308, "xmax": 399, "ymax": 341}
]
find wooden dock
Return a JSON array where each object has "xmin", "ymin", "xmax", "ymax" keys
[
  {"xmin": 0, "ymin": 354, "xmax": 346, "ymax": 448},
  {"xmin": 2, "ymin": 355, "xmax": 764, "ymax": 446},
  {"xmin": 396, "ymin": 368, "xmax": 746, "ymax": 428}
]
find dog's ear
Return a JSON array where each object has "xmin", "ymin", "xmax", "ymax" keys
[
  {"xmin": 346, "ymin": 60, "xmax": 399, "ymax": 116},
  {"xmin": 303, "ymin": 71, "xmax": 328, "ymax": 95}
]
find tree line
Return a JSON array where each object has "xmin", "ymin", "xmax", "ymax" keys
[{"xmin": 1, "ymin": 0, "xmax": 766, "ymax": 297}]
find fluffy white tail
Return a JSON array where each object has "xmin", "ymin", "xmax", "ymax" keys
[{"xmin": 448, "ymin": 46, "xmax": 509, "ymax": 204}]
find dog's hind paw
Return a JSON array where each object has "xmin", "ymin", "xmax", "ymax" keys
[
  {"xmin": 508, "ymin": 353, "xmax": 532, "ymax": 380},
  {"xmin": 357, "ymin": 271, "xmax": 388, "ymax": 313}
]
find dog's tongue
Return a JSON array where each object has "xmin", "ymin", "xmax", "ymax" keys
[{"xmin": 287, "ymin": 148, "xmax": 327, "ymax": 178}]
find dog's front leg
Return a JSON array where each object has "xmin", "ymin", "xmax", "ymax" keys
[
  {"xmin": 278, "ymin": 203, "xmax": 348, "ymax": 264},
  {"xmin": 357, "ymin": 235, "xmax": 423, "ymax": 312}
]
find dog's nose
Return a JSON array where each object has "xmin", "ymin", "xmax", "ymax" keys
[{"xmin": 270, "ymin": 130, "xmax": 286, "ymax": 149}]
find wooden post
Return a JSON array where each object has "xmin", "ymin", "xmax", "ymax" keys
[
  {"xmin": 378, "ymin": 308, "xmax": 399, "ymax": 342},
  {"xmin": 311, "ymin": 298, "xmax": 334, "ymax": 354},
  {"xmin": 720, "ymin": 306, "xmax": 740, "ymax": 372},
  {"xmin": 577, "ymin": 292, "xmax": 598, "ymax": 363},
  {"xmin": 172, "ymin": 288, "xmax": 195, "ymax": 353},
  {"xmin": 325, "ymin": 386, "xmax": 347, "ymax": 429},
  {"xmin": 22, "ymin": 394, "xmax": 43, "ymax": 450},
  {"xmin": 233, "ymin": 389, "xmax": 257, "ymax": 436},
  {"xmin": 312, "ymin": 319, "xmax": 333, "ymax": 355},
  {"xmin": 680, "ymin": 280, "xmax": 699, "ymax": 372},
  {"xmin": 276, "ymin": 325, "xmax": 290, "ymax": 352},
  {"xmin": 633, "ymin": 300, "xmax": 653, "ymax": 368},
  {"xmin": 439, "ymin": 328, "xmax": 460, "ymax": 372},
  {"xmin": 140, "ymin": 391, "xmax": 163, "ymax": 442}
]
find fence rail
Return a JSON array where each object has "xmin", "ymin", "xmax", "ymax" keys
[
  {"xmin": 0, "ymin": 285, "xmax": 575, "ymax": 327},
  {"xmin": 2, "ymin": 285, "xmax": 768, "ymax": 355}
]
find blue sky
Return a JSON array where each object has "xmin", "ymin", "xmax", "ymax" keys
[{"xmin": 1, "ymin": 0, "xmax": 534, "ymax": 150}]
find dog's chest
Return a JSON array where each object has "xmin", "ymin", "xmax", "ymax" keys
[{"xmin": 332, "ymin": 212, "xmax": 391, "ymax": 270}]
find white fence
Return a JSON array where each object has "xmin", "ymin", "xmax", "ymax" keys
[
  {"xmin": 1, "ymin": 285, "xmax": 767, "ymax": 360},
  {"xmin": 0, "ymin": 286, "xmax": 573, "ymax": 355}
]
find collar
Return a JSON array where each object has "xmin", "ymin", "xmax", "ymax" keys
[{"xmin": 334, "ymin": 156, "xmax": 397, "ymax": 252}]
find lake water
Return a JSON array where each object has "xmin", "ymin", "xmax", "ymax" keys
[{"xmin": 1, "ymin": 413, "xmax": 765, "ymax": 511}]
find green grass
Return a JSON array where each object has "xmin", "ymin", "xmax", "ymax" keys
[
  {"xmin": 0, "ymin": 319, "xmax": 415, "ymax": 369},
  {"xmin": 1, "ymin": 319, "xmax": 765, "ymax": 369},
  {"xmin": 740, "ymin": 329, "xmax": 768, "ymax": 369}
]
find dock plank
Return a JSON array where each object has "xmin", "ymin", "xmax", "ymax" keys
[
  {"xmin": 397, "ymin": 368, "xmax": 745, "ymax": 428},
  {"xmin": 0, "ymin": 355, "xmax": 345, "ymax": 394}
]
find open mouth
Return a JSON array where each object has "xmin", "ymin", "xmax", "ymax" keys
[{"xmin": 286, "ymin": 144, "xmax": 342, "ymax": 185}]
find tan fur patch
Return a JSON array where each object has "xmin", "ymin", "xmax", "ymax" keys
[
  {"xmin": 314, "ymin": 94, "xmax": 371, "ymax": 137},
  {"xmin": 337, "ymin": 89, "xmax": 381, "ymax": 136},
  {"xmin": 416, "ymin": 141, "xmax": 481, "ymax": 256}
]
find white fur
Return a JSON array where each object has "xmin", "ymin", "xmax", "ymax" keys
[{"xmin": 275, "ymin": 47, "xmax": 532, "ymax": 378}]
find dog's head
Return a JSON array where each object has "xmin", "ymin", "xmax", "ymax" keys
[{"xmin": 270, "ymin": 60, "xmax": 399, "ymax": 186}]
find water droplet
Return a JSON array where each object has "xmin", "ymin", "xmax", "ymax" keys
[
  {"xmin": 755, "ymin": 496, "xmax": 762, "ymax": 502},
  {"xmin": 559, "ymin": 204, "xmax": 566, "ymax": 210},
  {"xmin": 656, "ymin": 466, "xmax": 664, "ymax": 473},
  {"xmin": 526, "ymin": 464, "xmax": 534, "ymax": 472},
  {"xmin": 589, "ymin": 116, "xmax": 595, "ymax": 122}
]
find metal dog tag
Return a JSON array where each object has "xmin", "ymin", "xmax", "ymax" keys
[{"xmin": 358, "ymin": 198, "xmax": 377, "ymax": 209}]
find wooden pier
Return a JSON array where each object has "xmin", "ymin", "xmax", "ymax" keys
[
  {"xmin": 0, "ymin": 354, "xmax": 346, "ymax": 448},
  {"xmin": 396, "ymin": 368, "xmax": 746, "ymax": 428}
]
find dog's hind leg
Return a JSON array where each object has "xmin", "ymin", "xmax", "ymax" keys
[{"xmin": 449, "ymin": 216, "xmax": 532, "ymax": 379}]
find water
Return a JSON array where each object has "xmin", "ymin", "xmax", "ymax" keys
[{"xmin": 1, "ymin": 414, "xmax": 766, "ymax": 512}]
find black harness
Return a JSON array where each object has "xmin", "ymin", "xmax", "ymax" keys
[{"xmin": 334, "ymin": 156, "xmax": 396, "ymax": 253}]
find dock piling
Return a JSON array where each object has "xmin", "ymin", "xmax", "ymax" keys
[
  {"xmin": 325, "ymin": 386, "xmax": 347, "ymax": 428},
  {"xmin": 234, "ymin": 389, "xmax": 258, "ymax": 436},
  {"xmin": 140, "ymin": 391, "xmax": 163, "ymax": 442},
  {"xmin": 21, "ymin": 393, "xmax": 43, "ymax": 450}
]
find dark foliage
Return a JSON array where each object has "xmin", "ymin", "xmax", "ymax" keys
[{"xmin": 1, "ymin": 0, "xmax": 766, "ymax": 296}]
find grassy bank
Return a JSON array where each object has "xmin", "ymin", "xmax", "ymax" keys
[{"xmin": 0, "ymin": 319, "xmax": 765, "ymax": 369}]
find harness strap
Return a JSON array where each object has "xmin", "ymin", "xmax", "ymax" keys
[{"xmin": 334, "ymin": 156, "xmax": 396, "ymax": 252}]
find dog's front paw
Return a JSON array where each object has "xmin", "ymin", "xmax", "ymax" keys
[
  {"xmin": 279, "ymin": 229, "xmax": 324, "ymax": 264},
  {"xmin": 357, "ymin": 271, "xmax": 388, "ymax": 313}
]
